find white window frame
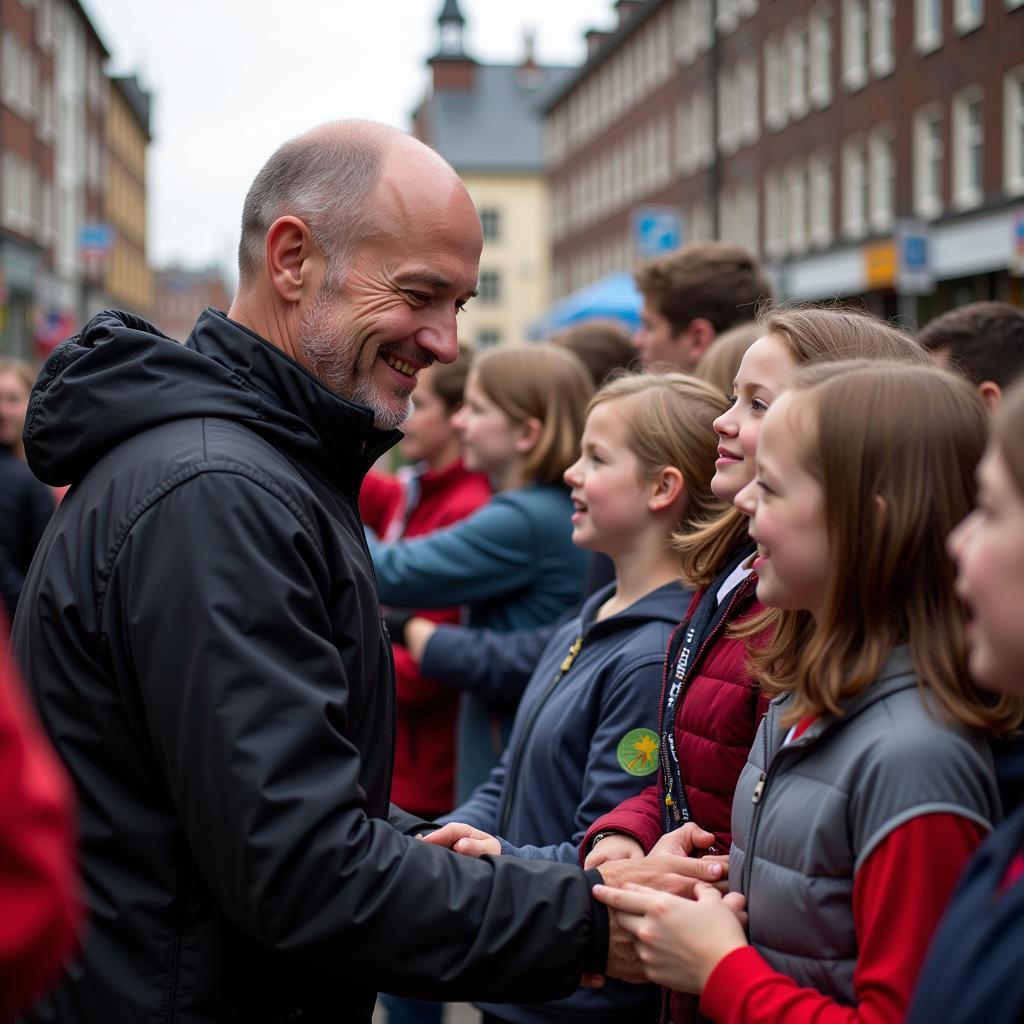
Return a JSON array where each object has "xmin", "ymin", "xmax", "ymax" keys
[
  {"xmin": 952, "ymin": 85, "xmax": 984, "ymax": 210},
  {"xmin": 764, "ymin": 33, "xmax": 788, "ymax": 130},
  {"xmin": 869, "ymin": 124, "xmax": 895, "ymax": 233},
  {"xmin": 954, "ymin": 0, "xmax": 984, "ymax": 34},
  {"xmin": 809, "ymin": 149, "xmax": 834, "ymax": 249},
  {"xmin": 842, "ymin": 0, "xmax": 869, "ymax": 92},
  {"xmin": 809, "ymin": 4, "xmax": 833, "ymax": 109},
  {"xmin": 913, "ymin": 104, "xmax": 945, "ymax": 219},
  {"xmin": 842, "ymin": 135, "xmax": 868, "ymax": 239},
  {"xmin": 786, "ymin": 160, "xmax": 809, "ymax": 254},
  {"xmin": 915, "ymin": 0, "xmax": 943, "ymax": 54},
  {"xmin": 739, "ymin": 55, "xmax": 760, "ymax": 145},
  {"xmin": 870, "ymin": 0, "xmax": 894, "ymax": 77},
  {"xmin": 1004, "ymin": 65, "xmax": 1024, "ymax": 195},
  {"xmin": 788, "ymin": 20, "xmax": 811, "ymax": 120},
  {"xmin": 764, "ymin": 168, "xmax": 787, "ymax": 259}
]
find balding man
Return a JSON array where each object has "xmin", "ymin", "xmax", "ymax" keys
[{"xmin": 12, "ymin": 122, "xmax": 712, "ymax": 1024}]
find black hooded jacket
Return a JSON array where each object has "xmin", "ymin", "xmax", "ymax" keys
[{"xmin": 13, "ymin": 309, "xmax": 606, "ymax": 1024}]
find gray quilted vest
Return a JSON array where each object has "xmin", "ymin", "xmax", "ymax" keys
[{"xmin": 730, "ymin": 645, "xmax": 1000, "ymax": 1004}]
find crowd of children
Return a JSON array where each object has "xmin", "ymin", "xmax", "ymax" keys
[{"xmin": 364, "ymin": 241, "xmax": 1024, "ymax": 1024}]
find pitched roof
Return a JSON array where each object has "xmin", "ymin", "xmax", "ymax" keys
[
  {"xmin": 438, "ymin": 0, "xmax": 465, "ymax": 24},
  {"xmin": 423, "ymin": 63, "xmax": 572, "ymax": 173}
]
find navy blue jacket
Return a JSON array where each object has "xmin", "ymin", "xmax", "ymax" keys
[
  {"xmin": 443, "ymin": 579, "xmax": 691, "ymax": 1023},
  {"xmin": 368, "ymin": 484, "xmax": 588, "ymax": 800},
  {"xmin": 908, "ymin": 801, "xmax": 1024, "ymax": 1024}
]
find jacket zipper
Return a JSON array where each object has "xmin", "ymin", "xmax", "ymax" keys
[
  {"xmin": 660, "ymin": 581, "xmax": 753, "ymax": 827},
  {"xmin": 497, "ymin": 635, "xmax": 583, "ymax": 835}
]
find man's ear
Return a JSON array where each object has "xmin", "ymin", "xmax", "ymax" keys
[
  {"xmin": 649, "ymin": 466, "xmax": 685, "ymax": 513},
  {"xmin": 686, "ymin": 318, "xmax": 717, "ymax": 363},
  {"xmin": 514, "ymin": 417, "xmax": 543, "ymax": 454},
  {"xmin": 265, "ymin": 216, "xmax": 320, "ymax": 304},
  {"xmin": 977, "ymin": 380, "xmax": 1002, "ymax": 410}
]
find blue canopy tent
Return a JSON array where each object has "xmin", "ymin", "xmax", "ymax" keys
[{"xmin": 529, "ymin": 272, "xmax": 642, "ymax": 340}]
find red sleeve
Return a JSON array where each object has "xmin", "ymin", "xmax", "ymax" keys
[
  {"xmin": 700, "ymin": 812, "xmax": 986, "ymax": 1024},
  {"xmin": 359, "ymin": 470, "xmax": 404, "ymax": 538},
  {"xmin": 580, "ymin": 783, "xmax": 665, "ymax": 864},
  {"xmin": 0, "ymin": 635, "xmax": 81, "ymax": 1019}
]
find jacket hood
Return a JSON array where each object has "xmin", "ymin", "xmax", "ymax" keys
[
  {"xmin": 25, "ymin": 308, "xmax": 401, "ymax": 487},
  {"xmin": 580, "ymin": 579, "xmax": 689, "ymax": 639}
]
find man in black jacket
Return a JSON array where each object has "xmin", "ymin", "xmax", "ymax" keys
[{"xmin": 13, "ymin": 121, "xmax": 715, "ymax": 1024}]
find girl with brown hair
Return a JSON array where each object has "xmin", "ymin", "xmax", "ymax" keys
[
  {"xmin": 908, "ymin": 380, "xmax": 1024, "ymax": 1024},
  {"xmin": 581, "ymin": 306, "xmax": 926, "ymax": 1024},
  {"xmin": 368, "ymin": 344, "xmax": 593, "ymax": 800},
  {"xmin": 595, "ymin": 362, "xmax": 1022, "ymax": 1023}
]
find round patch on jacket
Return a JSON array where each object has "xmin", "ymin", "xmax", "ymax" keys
[{"xmin": 616, "ymin": 728, "xmax": 659, "ymax": 776}]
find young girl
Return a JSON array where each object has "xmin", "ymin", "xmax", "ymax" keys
[
  {"xmin": 423, "ymin": 372, "xmax": 728, "ymax": 1023},
  {"xmin": 908, "ymin": 380, "xmax": 1024, "ymax": 1024},
  {"xmin": 594, "ymin": 362, "xmax": 1023, "ymax": 1023},
  {"xmin": 367, "ymin": 344, "xmax": 592, "ymax": 800},
  {"xmin": 581, "ymin": 308, "xmax": 927, "ymax": 1024}
]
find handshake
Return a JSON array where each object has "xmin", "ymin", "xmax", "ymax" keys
[{"xmin": 423, "ymin": 821, "xmax": 748, "ymax": 993}]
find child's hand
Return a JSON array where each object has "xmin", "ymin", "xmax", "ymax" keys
[
  {"xmin": 649, "ymin": 824, "xmax": 729, "ymax": 891},
  {"xmin": 421, "ymin": 822, "xmax": 501, "ymax": 857},
  {"xmin": 584, "ymin": 833, "xmax": 644, "ymax": 868},
  {"xmin": 592, "ymin": 881, "xmax": 747, "ymax": 993}
]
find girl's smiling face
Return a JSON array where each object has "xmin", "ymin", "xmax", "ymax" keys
[
  {"xmin": 736, "ymin": 391, "xmax": 830, "ymax": 616},
  {"xmin": 711, "ymin": 334, "xmax": 798, "ymax": 507},
  {"xmin": 948, "ymin": 446, "xmax": 1024, "ymax": 695},
  {"xmin": 563, "ymin": 397, "xmax": 667, "ymax": 557}
]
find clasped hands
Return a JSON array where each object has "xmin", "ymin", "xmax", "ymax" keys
[
  {"xmin": 425, "ymin": 819, "xmax": 749, "ymax": 995},
  {"xmin": 586, "ymin": 823, "xmax": 749, "ymax": 995}
]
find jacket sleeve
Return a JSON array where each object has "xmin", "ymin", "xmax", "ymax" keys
[
  {"xmin": 367, "ymin": 496, "xmax": 539, "ymax": 609},
  {"xmin": 580, "ymin": 783, "xmax": 665, "ymax": 862},
  {"xmin": 102, "ymin": 470, "xmax": 605, "ymax": 1001},
  {"xmin": 0, "ymin": 626, "xmax": 80, "ymax": 1020},
  {"xmin": 420, "ymin": 621, "xmax": 560, "ymax": 704},
  {"xmin": 437, "ymin": 756, "xmax": 509, "ymax": 835},
  {"xmin": 501, "ymin": 655, "xmax": 666, "ymax": 865}
]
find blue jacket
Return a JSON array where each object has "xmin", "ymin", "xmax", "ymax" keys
[
  {"xmin": 368, "ymin": 483, "xmax": 588, "ymax": 801},
  {"xmin": 443, "ymin": 579, "xmax": 691, "ymax": 1023},
  {"xmin": 908, "ymin": 800, "xmax": 1024, "ymax": 1024}
]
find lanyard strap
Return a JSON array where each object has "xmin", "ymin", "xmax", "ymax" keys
[{"xmin": 659, "ymin": 547, "xmax": 755, "ymax": 833}]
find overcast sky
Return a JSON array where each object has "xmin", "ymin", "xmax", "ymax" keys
[{"xmin": 82, "ymin": 0, "xmax": 614, "ymax": 281}]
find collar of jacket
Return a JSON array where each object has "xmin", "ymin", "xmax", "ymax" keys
[
  {"xmin": 769, "ymin": 644, "xmax": 919, "ymax": 748},
  {"xmin": 187, "ymin": 309, "xmax": 402, "ymax": 489}
]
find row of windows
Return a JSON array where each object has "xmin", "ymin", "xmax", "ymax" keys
[
  {"xmin": 555, "ymin": 69, "xmax": 1024, "ymax": 293},
  {"xmin": 551, "ymin": 0, "xmax": 1023, "ymax": 171},
  {"xmin": 554, "ymin": 62, "xmax": 1024, "ymax": 261}
]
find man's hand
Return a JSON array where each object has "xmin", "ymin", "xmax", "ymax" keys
[
  {"xmin": 420, "ymin": 821, "xmax": 500, "ymax": 858},
  {"xmin": 588, "ymin": 854, "xmax": 726, "ymax": 987},
  {"xmin": 592, "ymin": 882, "xmax": 748, "ymax": 993},
  {"xmin": 584, "ymin": 832, "xmax": 644, "ymax": 869}
]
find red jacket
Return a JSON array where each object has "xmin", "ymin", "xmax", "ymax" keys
[
  {"xmin": 359, "ymin": 469, "xmax": 405, "ymax": 538},
  {"xmin": 0, "ymin": 623, "xmax": 80, "ymax": 1020},
  {"xmin": 384, "ymin": 460, "xmax": 491, "ymax": 817}
]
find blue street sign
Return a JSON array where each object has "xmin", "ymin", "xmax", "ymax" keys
[{"xmin": 632, "ymin": 207, "xmax": 683, "ymax": 261}]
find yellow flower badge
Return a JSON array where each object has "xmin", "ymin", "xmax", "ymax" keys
[{"xmin": 616, "ymin": 728, "xmax": 660, "ymax": 777}]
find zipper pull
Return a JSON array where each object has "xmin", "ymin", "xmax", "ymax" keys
[
  {"xmin": 559, "ymin": 637, "xmax": 583, "ymax": 673},
  {"xmin": 751, "ymin": 772, "xmax": 766, "ymax": 804}
]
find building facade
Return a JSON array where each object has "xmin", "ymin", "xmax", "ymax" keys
[
  {"xmin": 413, "ymin": 0, "xmax": 572, "ymax": 347},
  {"xmin": 0, "ymin": 0, "xmax": 155, "ymax": 360},
  {"xmin": 546, "ymin": 0, "xmax": 1024, "ymax": 319},
  {"xmin": 105, "ymin": 75, "xmax": 152, "ymax": 317}
]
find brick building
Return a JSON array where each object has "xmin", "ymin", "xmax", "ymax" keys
[
  {"xmin": 153, "ymin": 266, "xmax": 231, "ymax": 343},
  {"xmin": 546, "ymin": 0, "xmax": 1024, "ymax": 320}
]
